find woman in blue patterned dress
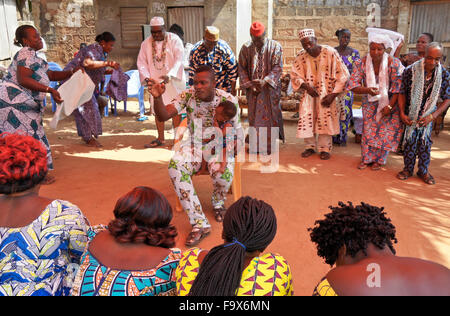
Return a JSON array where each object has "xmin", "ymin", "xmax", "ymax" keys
[
  {"xmin": 63, "ymin": 32, "xmax": 120, "ymax": 147},
  {"xmin": 0, "ymin": 25, "xmax": 81, "ymax": 183},
  {"xmin": 332, "ymin": 29, "xmax": 361, "ymax": 146},
  {"xmin": 70, "ymin": 187, "xmax": 182, "ymax": 296},
  {"xmin": 0, "ymin": 133, "xmax": 89, "ymax": 296}
]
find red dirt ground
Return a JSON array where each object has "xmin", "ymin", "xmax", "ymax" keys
[{"xmin": 40, "ymin": 100, "xmax": 450, "ymax": 295}]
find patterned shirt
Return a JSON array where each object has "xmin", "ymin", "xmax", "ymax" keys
[
  {"xmin": 4, "ymin": 47, "xmax": 50, "ymax": 104},
  {"xmin": 0, "ymin": 200, "xmax": 89, "ymax": 296},
  {"xmin": 172, "ymin": 88, "xmax": 243, "ymax": 157},
  {"xmin": 400, "ymin": 64, "xmax": 450, "ymax": 116},
  {"xmin": 188, "ymin": 39, "xmax": 238, "ymax": 92},
  {"xmin": 70, "ymin": 226, "xmax": 182, "ymax": 296},
  {"xmin": 175, "ymin": 247, "xmax": 293, "ymax": 296}
]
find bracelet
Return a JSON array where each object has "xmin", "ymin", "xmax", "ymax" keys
[{"xmin": 45, "ymin": 86, "xmax": 50, "ymax": 93}]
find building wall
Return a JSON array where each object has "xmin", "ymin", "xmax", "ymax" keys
[
  {"xmin": 272, "ymin": 0, "xmax": 409, "ymax": 70},
  {"xmin": 30, "ymin": 0, "xmax": 96, "ymax": 68},
  {"xmin": 95, "ymin": 0, "xmax": 237, "ymax": 71},
  {"xmin": 24, "ymin": 0, "xmax": 411, "ymax": 71}
]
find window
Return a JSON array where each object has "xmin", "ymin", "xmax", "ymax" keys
[
  {"xmin": 120, "ymin": 7, "xmax": 148, "ymax": 48},
  {"xmin": 167, "ymin": 6, "xmax": 204, "ymax": 45},
  {"xmin": 408, "ymin": 1, "xmax": 450, "ymax": 67}
]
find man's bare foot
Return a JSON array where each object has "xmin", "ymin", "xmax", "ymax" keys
[{"xmin": 86, "ymin": 138, "xmax": 103, "ymax": 147}]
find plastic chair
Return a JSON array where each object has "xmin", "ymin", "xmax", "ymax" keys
[
  {"xmin": 107, "ymin": 70, "xmax": 144, "ymax": 116},
  {"xmin": 102, "ymin": 74, "xmax": 112, "ymax": 117},
  {"xmin": 47, "ymin": 62, "xmax": 62, "ymax": 112}
]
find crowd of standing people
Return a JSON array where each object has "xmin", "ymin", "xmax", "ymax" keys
[{"xmin": 0, "ymin": 14, "xmax": 449, "ymax": 296}]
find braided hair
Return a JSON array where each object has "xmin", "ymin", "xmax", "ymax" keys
[
  {"xmin": 308, "ymin": 201, "xmax": 398, "ymax": 266},
  {"xmin": 0, "ymin": 133, "xmax": 48, "ymax": 194},
  {"xmin": 189, "ymin": 196, "xmax": 277, "ymax": 296}
]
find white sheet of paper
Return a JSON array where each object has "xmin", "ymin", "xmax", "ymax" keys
[{"xmin": 50, "ymin": 70, "xmax": 95, "ymax": 129}]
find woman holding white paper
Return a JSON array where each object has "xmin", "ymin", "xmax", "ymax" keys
[
  {"xmin": 63, "ymin": 32, "xmax": 120, "ymax": 148},
  {"xmin": 0, "ymin": 25, "xmax": 80, "ymax": 184}
]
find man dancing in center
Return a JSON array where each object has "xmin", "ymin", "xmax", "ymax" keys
[{"xmin": 147, "ymin": 65, "xmax": 242, "ymax": 247}]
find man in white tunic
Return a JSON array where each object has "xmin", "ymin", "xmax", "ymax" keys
[
  {"xmin": 291, "ymin": 29, "xmax": 349, "ymax": 160},
  {"xmin": 137, "ymin": 16, "xmax": 186, "ymax": 148}
]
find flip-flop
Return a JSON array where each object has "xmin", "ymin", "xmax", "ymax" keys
[{"xmin": 144, "ymin": 139, "xmax": 165, "ymax": 148}]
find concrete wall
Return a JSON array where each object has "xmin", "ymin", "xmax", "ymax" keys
[
  {"xmin": 95, "ymin": 0, "xmax": 237, "ymax": 71},
  {"xmin": 272, "ymin": 0, "xmax": 409, "ymax": 70},
  {"xmin": 31, "ymin": 0, "xmax": 96, "ymax": 68},
  {"xmin": 24, "ymin": 0, "xmax": 410, "ymax": 72}
]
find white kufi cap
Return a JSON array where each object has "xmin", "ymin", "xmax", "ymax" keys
[
  {"xmin": 298, "ymin": 29, "xmax": 315, "ymax": 40},
  {"xmin": 150, "ymin": 16, "xmax": 165, "ymax": 27}
]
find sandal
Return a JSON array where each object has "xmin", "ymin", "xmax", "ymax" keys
[
  {"xmin": 214, "ymin": 206, "xmax": 227, "ymax": 222},
  {"xmin": 185, "ymin": 227, "xmax": 211, "ymax": 247},
  {"xmin": 397, "ymin": 170, "xmax": 412, "ymax": 180},
  {"xmin": 301, "ymin": 148, "xmax": 316, "ymax": 158},
  {"xmin": 417, "ymin": 172, "xmax": 435, "ymax": 185},
  {"xmin": 371, "ymin": 163, "xmax": 382, "ymax": 171},
  {"xmin": 358, "ymin": 162, "xmax": 368, "ymax": 170},
  {"xmin": 319, "ymin": 152, "xmax": 331, "ymax": 160},
  {"xmin": 144, "ymin": 139, "xmax": 165, "ymax": 148}
]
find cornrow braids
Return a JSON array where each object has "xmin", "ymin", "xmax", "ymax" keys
[
  {"xmin": 189, "ymin": 196, "xmax": 277, "ymax": 296},
  {"xmin": 308, "ymin": 201, "xmax": 398, "ymax": 266}
]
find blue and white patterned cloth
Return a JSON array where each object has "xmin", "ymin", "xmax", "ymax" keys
[
  {"xmin": 0, "ymin": 200, "xmax": 89, "ymax": 296},
  {"xmin": 188, "ymin": 39, "xmax": 238, "ymax": 93}
]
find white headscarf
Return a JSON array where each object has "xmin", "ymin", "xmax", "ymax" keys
[
  {"xmin": 366, "ymin": 27, "xmax": 404, "ymax": 56},
  {"xmin": 366, "ymin": 33, "xmax": 391, "ymax": 122}
]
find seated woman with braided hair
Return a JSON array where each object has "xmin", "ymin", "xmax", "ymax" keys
[
  {"xmin": 175, "ymin": 196, "xmax": 293, "ymax": 296},
  {"xmin": 309, "ymin": 202, "xmax": 450, "ymax": 296},
  {"xmin": 70, "ymin": 187, "xmax": 182, "ymax": 296},
  {"xmin": 0, "ymin": 133, "xmax": 89, "ymax": 296}
]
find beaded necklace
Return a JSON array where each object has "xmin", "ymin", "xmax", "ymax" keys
[{"xmin": 152, "ymin": 35, "xmax": 168, "ymax": 70}]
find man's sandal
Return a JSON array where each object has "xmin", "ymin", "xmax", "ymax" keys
[
  {"xmin": 301, "ymin": 148, "xmax": 316, "ymax": 158},
  {"xmin": 417, "ymin": 172, "xmax": 435, "ymax": 185},
  {"xmin": 185, "ymin": 227, "xmax": 211, "ymax": 247},
  {"xmin": 214, "ymin": 206, "xmax": 227, "ymax": 223},
  {"xmin": 397, "ymin": 170, "xmax": 412, "ymax": 180}
]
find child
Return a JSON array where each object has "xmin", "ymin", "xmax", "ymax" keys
[{"xmin": 197, "ymin": 100, "xmax": 237, "ymax": 175}]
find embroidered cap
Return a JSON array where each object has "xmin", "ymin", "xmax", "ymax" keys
[
  {"xmin": 250, "ymin": 21, "xmax": 265, "ymax": 37},
  {"xmin": 150, "ymin": 16, "xmax": 165, "ymax": 27},
  {"xmin": 204, "ymin": 26, "xmax": 220, "ymax": 41},
  {"xmin": 298, "ymin": 28, "xmax": 315, "ymax": 40}
]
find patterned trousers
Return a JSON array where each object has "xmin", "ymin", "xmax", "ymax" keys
[
  {"xmin": 168, "ymin": 146, "xmax": 234, "ymax": 229},
  {"xmin": 403, "ymin": 128, "xmax": 432, "ymax": 175}
]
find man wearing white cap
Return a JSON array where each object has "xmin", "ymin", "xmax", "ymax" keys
[
  {"xmin": 291, "ymin": 29, "xmax": 349, "ymax": 160},
  {"xmin": 137, "ymin": 16, "xmax": 186, "ymax": 148}
]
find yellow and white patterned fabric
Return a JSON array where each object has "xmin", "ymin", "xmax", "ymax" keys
[
  {"xmin": 312, "ymin": 278, "xmax": 338, "ymax": 296},
  {"xmin": 175, "ymin": 247, "xmax": 293, "ymax": 296}
]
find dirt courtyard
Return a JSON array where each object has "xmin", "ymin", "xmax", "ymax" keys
[{"xmin": 40, "ymin": 100, "xmax": 450, "ymax": 296}]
